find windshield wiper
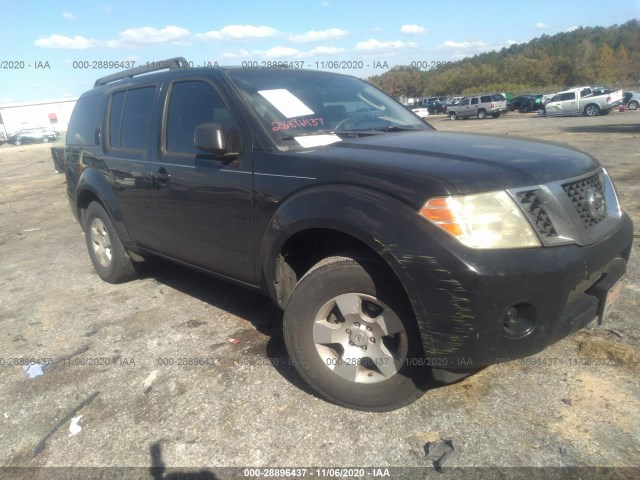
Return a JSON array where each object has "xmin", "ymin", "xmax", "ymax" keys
[{"xmin": 370, "ymin": 125, "xmax": 422, "ymax": 133}]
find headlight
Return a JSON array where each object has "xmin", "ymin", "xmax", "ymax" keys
[{"xmin": 419, "ymin": 191, "xmax": 541, "ymax": 249}]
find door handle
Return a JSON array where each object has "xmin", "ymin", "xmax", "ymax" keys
[{"xmin": 152, "ymin": 168, "xmax": 171, "ymax": 187}]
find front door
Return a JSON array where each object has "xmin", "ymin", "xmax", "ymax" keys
[{"xmin": 148, "ymin": 79, "xmax": 255, "ymax": 284}]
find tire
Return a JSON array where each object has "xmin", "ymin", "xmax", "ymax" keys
[
  {"xmin": 520, "ymin": 104, "xmax": 530, "ymax": 113},
  {"xmin": 477, "ymin": 110, "xmax": 487, "ymax": 119},
  {"xmin": 83, "ymin": 201, "xmax": 137, "ymax": 283},
  {"xmin": 600, "ymin": 109, "xmax": 611, "ymax": 115},
  {"xmin": 14, "ymin": 139, "xmax": 21, "ymax": 146},
  {"xmin": 584, "ymin": 104, "xmax": 600, "ymax": 116},
  {"xmin": 449, "ymin": 112, "xmax": 457, "ymax": 120},
  {"xmin": 491, "ymin": 112, "xmax": 500, "ymax": 118},
  {"xmin": 42, "ymin": 137, "xmax": 49, "ymax": 143},
  {"xmin": 283, "ymin": 255, "xmax": 427, "ymax": 411},
  {"xmin": 628, "ymin": 101, "xmax": 639, "ymax": 110}
]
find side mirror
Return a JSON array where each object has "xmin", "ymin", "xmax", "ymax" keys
[{"xmin": 194, "ymin": 122, "xmax": 242, "ymax": 158}]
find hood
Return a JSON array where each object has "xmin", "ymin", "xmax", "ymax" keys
[{"xmin": 300, "ymin": 130, "xmax": 601, "ymax": 196}]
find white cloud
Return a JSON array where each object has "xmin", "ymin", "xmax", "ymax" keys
[
  {"xmin": 260, "ymin": 46, "xmax": 303, "ymax": 58},
  {"xmin": 117, "ymin": 26, "xmax": 191, "ymax": 45},
  {"xmin": 196, "ymin": 25, "xmax": 280, "ymax": 41},
  {"xmin": 400, "ymin": 24, "xmax": 427, "ymax": 35},
  {"xmin": 355, "ymin": 38, "xmax": 418, "ymax": 55},
  {"xmin": 34, "ymin": 34, "xmax": 96, "ymax": 49},
  {"xmin": 565, "ymin": 25, "xmax": 579, "ymax": 32},
  {"xmin": 442, "ymin": 40, "xmax": 489, "ymax": 49},
  {"xmin": 440, "ymin": 39, "xmax": 517, "ymax": 58},
  {"xmin": 535, "ymin": 22, "xmax": 549, "ymax": 29},
  {"xmin": 307, "ymin": 46, "xmax": 345, "ymax": 55},
  {"xmin": 289, "ymin": 28, "xmax": 348, "ymax": 43},
  {"xmin": 321, "ymin": 1, "xmax": 330, "ymax": 6},
  {"xmin": 62, "ymin": 12, "xmax": 75, "ymax": 20},
  {"xmin": 221, "ymin": 45, "xmax": 346, "ymax": 60}
]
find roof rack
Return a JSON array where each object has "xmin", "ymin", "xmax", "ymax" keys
[{"xmin": 94, "ymin": 57, "xmax": 190, "ymax": 87}]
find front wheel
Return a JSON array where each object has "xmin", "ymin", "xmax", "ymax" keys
[
  {"xmin": 42, "ymin": 136, "xmax": 49, "ymax": 143},
  {"xmin": 83, "ymin": 201, "xmax": 137, "ymax": 283},
  {"xmin": 477, "ymin": 110, "xmax": 487, "ymax": 119},
  {"xmin": 449, "ymin": 112, "xmax": 457, "ymax": 120},
  {"xmin": 584, "ymin": 104, "xmax": 600, "ymax": 116},
  {"xmin": 628, "ymin": 101, "xmax": 638, "ymax": 110},
  {"xmin": 283, "ymin": 255, "xmax": 427, "ymax": 411},
  {"xmin": 14, "ymin": 139, "xmax": 22, "ymax": 146}
]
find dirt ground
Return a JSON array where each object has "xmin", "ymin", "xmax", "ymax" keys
[{"xmin": 0, "ymin": 110, "xmax": 638, "ymax": 479}]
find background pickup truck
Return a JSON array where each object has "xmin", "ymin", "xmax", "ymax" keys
[{"xmin": 545, "ymin": 86, "xmax": 623, "ymax": 116}]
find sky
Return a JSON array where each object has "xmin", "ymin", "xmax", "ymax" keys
[{"xmin": 0, "ymin": 0, "xmax": 638, "ymax": 103}]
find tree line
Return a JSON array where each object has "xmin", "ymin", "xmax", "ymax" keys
[{"xmin": 367, "ymin": 19, "xmax": 640, "ymax": 97}]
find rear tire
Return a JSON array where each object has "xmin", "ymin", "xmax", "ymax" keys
[
  {"xmin": 491, "ymin": 112, "xmax": 500, "ymax": 118},
  {"xmin": 83, "ymin": 201, "xmax": 137, "ymax": 283},
  {"xmin": 584, "ymin": 104, "xmax": 600, "ymax": 116},
  {"xmin": 42, "ymin": 137, "xmax": 49, "ymax": 143},
  {"xmin": 477, "ymin": 110, "xmax": 487, "ymax": 119},
  {"xmin": 283, "ymin": 255, "xmax": 427, "ymax": 411},
  {"xmin": 14, "ymin": 139, "xmax": 21, "ymax": 146},
  {"xmin": 627, "ymin": 101, "xmax": 638, "ymax": 110}
]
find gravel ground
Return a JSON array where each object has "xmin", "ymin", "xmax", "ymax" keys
[{"xmin": 0, "ymin": 110, "xmax": 638, "ymax": 479}]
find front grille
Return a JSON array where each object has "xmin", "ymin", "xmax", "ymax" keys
[
  {"xmin": 516, "ymin": 190, "xmax": 558, "ymax": 238},
  {"xmin": 562, "ymin": 174, "xmax": 607, "ymax": 228}
]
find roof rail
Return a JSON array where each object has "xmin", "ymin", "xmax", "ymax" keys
[{"xmin": 94, "ymin": 57, "xmax": 190, "ymax": 87}]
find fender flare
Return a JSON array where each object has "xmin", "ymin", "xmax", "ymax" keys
[{"xmin": 75, "ymin": 167, "xmax": 133, "ymax": 245}]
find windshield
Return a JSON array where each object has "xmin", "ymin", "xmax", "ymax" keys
[{"xmin": 227, "ymin": 69, "xmax": 430, "ymax": 149}]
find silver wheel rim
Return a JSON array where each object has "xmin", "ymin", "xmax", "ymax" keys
[
  {"xmin": 313, "ymin": 293, "xmax": 408, "ymax": 384},
  {"xmin": 630, "ymin": 102, "xmax": 638, "ymax": 110},
  {"xmin": 90, "ymin": 218, "xmax": 112, "ymax": 268},
  {"xmin": 586, "ymin": 106, "xmax": 597, "ymax": 116}
]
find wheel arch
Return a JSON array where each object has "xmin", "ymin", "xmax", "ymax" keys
[
  {"xmin": 75, "ymin": 167, "xmax": 133, "ymax": 245},
  {"xmin": 259, "ymin": 186, "xmax": 422, "ymax": 312}
]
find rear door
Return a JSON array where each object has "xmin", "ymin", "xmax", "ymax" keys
[{"xmin": 148, "ymin": 78, "xmax": 255, "ymax": 284}]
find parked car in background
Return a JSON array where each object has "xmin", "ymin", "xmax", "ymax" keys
[
  {"xmin": 544, "ymin": 86, "xmax": 623, "ymax": 116},
  {"xmin": 491, "ymin": 93, "xmax": 509, "ymax": 114},
  {"xmin": 411, "ymin": 105, "xmax": 430, "ymax": 118},
  {"xmin": 509, "ymin": 94, "xmax": 544, "ymax": 113},
  {"xmin": 424, "ymin": 97, "xmax": 447, "ymax": 114},
  {"xmin": 7, "ymin": 128, "xmax": 59, "ymax": 146},
  {"xmin": 622, "ymin": 91, "xmax": 640, "ymax": 110},
  {"xmin": 447, "ymin": 94, "xmax": 503, "ymax": 120}
]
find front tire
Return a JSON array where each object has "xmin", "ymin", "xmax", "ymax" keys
[
  {"xmin": 14, "ymin": 139, "xmax": 22, "ymax": 146},
  {"xmin": 449, "ymin": 112, "xmax": 457, "ymax": 120},
  {"xmin": 628, "ymin": 101, "xmax": 638, "ymax": 110},
  {"xmin": 42, "ymin": 137, "xmax": 49, "ymax": 143},
  {"xmin": 283, "ymin": 255, "xmax": 427, "ymax": 411},
  {"xmin": 83, "ymin": 201, "xmax": 137, "ymax": 283}
]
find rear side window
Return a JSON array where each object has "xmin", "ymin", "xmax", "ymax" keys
[
  {"xmin": 67, "ymin": 94, "xmax": 100, "ymax": 146},
  {"xmin": 471, "ymin": 98, "xmax": 479, "ymax": 105},
  {"xmin": 480, "ymin": 96, "xmax": 492, "ymax": 103},
  {"xmin": 108, "ymin": 86, "xmax": 156, "ymax": 151}
]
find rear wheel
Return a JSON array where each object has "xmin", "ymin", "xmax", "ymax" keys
[
  {"xmin": 42, "ymin": 136, "xmax": 49, "ymax": 143},
  {"xmin": 14, "ymin": 139, "xmax": 22, "ymax": 146},
  {"xmin": 491, "ymin": 112, "xmax": 501, "ymax": 118},
  {"xmin": 584, "ymin": 104, "xmax": 600, "ymax": 116},
  {"xmin": 628, "ymin": 101, "xmax": 639, "ymax": 110},
  {"xmin": 449, "ymin": 112, "xmax": 457, "ymax": 120},
  {"xmin": 477, "ymin": 110, "xmax": 487, "ymax": 119},
  {"xmin": 83, "ymin": 201, "xmax": 137, "ymax": 283},
  {"xmin": 283, "ymin": 255, "xmax": 427, "ymax": 411}
]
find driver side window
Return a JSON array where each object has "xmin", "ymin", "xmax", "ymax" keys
[{"xmin": 166, "ymin": 80, "xmax": 234, "ymax": 156}]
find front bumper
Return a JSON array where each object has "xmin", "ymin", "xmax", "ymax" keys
[{"xmin": 392, "ymin": 212, "xmax": 633, "ymax": 369}]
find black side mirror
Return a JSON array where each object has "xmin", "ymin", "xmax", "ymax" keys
[{"xmin": 194, "ymin": 122, "xmax": 242, "ymax": 158}]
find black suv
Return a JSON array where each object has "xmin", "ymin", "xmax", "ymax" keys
[{"xmin": 65, "ymin": 58, "xmax": 633, "ymax": 411}]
